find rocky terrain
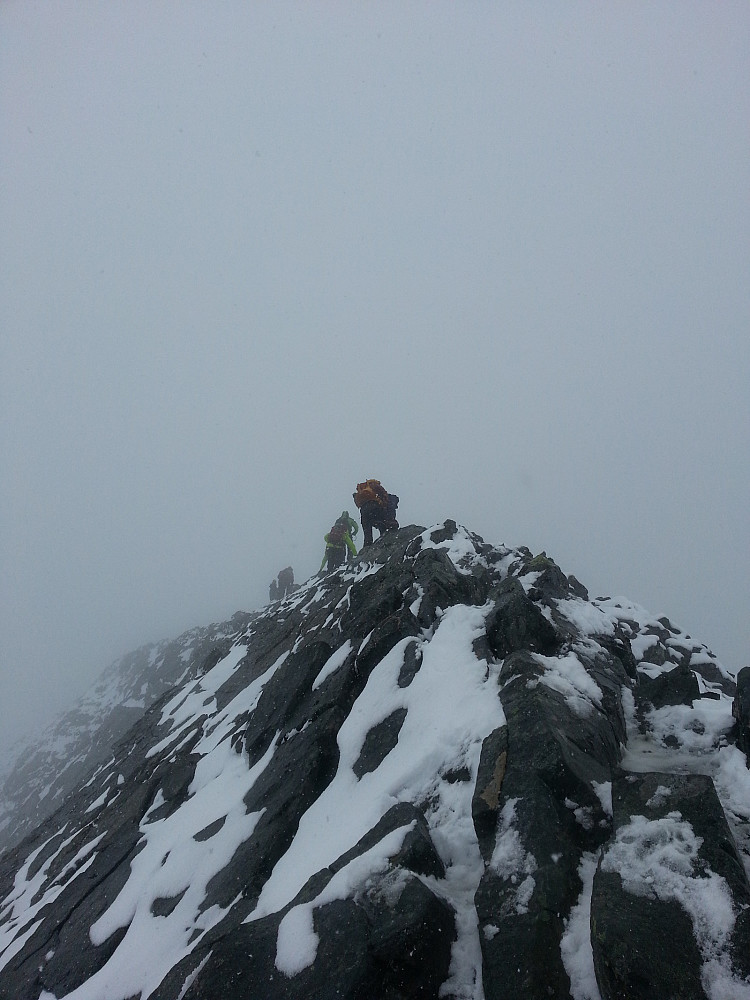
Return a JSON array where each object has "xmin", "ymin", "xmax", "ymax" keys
[
  {"xmin": 0, "ymin": 521, "xmax": 748, "ymax": 1000},
  {"xmin": 0, "ymin": 617, "xmax": 252, "ymax": 855}
]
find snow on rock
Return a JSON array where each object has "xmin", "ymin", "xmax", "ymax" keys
[
  {"xmin": 0, "ymin": 617, "xmax": 250, "ymax": 855},
  {"xmin": 0, "ymin": 521, "xmax": 748, "ymax": 1000}
]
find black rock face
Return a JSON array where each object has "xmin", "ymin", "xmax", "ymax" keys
[
  {"xmin": 592, "ymin": 771, "xmax": 750, "ymax": 999},
  {"xmin": 0, "ymin": 522, "xmax": 747, "ymax": 1000},
  {"xmin": 733, "ymin": 665, "xmax": 750, "ymax": 757}
]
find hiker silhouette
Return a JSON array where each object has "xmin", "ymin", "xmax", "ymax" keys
[
  {"xmin": 352, "ymin": 480, "xmax": 399, "ymax": 547},
  {"xmin": 269, "ymin": 566, "xmax": 296, "ymax": 601}
]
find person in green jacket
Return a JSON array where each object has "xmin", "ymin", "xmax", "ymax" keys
[
  {"xmin": 320, "ymin": 516, "xmax": 358, "ymax": 573},
  {"xmin": 337, "ymin": 510, "xmax": 359, "ymax": 542}
]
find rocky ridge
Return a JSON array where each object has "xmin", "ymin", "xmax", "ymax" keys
[
  {"xmin": 0, "ymin": 521, "xmax": 748, "ymax": 1000},
  {"xmin": 0, "ymin": 617, "xmax": 252, "ymax": 856}
]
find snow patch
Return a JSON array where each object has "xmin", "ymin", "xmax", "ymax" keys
[
  {"xmin": 560, "ymin": 852, "xmax": 602, "ymax": 1000},
  {"xmin": 490, "ymin": 799, "xmax": 537, "ymax": 914},
  {"xmin": 275, "ymin": 824, "xmax": 414, "ymax": 976},
  {"xmin": 556, "ymin": 598, "xmax": 615, "ymax": 638},
  {"xmin": 600, "ymin": 812, "xmax": 747, "ymax": 996},
  {"xmin": 529, "ymin": 651, "xmax": 603, "ymax": 716}
]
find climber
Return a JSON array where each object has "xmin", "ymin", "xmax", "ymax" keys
[
  {"xmin": 278, "ymin": 566, "xmax": 296, "ymax": 597},
  {"xmin": 337, "ymin": 510, "xmax": 359, "ymax": 541},
  {"xmin": 320, "ymin": 517, "xmax": 358, "ymax": 573},
  {"xmin": 352, "ymin": 479, "xmax": 399, "ymax": 547},
  {"xmin": 269, "ymin": 567, "xmax": 297, "ymax": 601}
]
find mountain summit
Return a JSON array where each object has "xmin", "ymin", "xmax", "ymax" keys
[{"xmin": 1, "ymin": 522, "xmax": 749, "ymax": 1000}]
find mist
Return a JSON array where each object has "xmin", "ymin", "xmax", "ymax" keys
[{"xmin": 1, "ymin": 2, "xmax": 748, "ymax": 756}]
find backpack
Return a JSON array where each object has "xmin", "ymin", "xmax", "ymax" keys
[
  {"xmin": 328, "ymin": 521, "xmax": 347, "ymax": 545},
  {"xmin": 353, "ymin": 479, "xmax": 388, "ymax": 509}
]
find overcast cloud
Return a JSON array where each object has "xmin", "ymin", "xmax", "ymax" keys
[{"xmin": 1, "ymin": 2, "xmax": 748, "ymax": 756}]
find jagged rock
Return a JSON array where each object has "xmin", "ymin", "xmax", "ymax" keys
[
  {"xmin": 567, "ymin": 574, "xmax": 589, "ymax": 600},
  {"xmin": 353, "ymin": 708, "xmax": 408, "ymax": 778},
  {"xmin": 733, "ymin": 666, "xmax": 750, "ymax": 760},
  {"xmin": 157, "ymin": 802, "xmax": 452, "ymax": 1000},
  {"xmin": 597, "ymin": 630, "xmax": 639, "ymax": 682},
  {"xmin": 522, "ymin": 551, "xmax": 571, "ymax": 601},
  {"xmin": 695, "ymin": 658, "xmax": 737, "ymax": 697},
  {"xmin": 591, "ymin": 770, "xmax": 750, "ymax": 999},
  {"xmin": 472, "ymin": 725, "xmax": 508, "ymax": 859},
  {"xmin": 637, "ymin": 661, "xmax": 701, "ymax": 711},
  {"xmin": 160, "ymin": 871, "xmax": 454, "ymax": 1000},
  {"xmin": 485, "ymin": 577, "xmax": 559, "ymax": 658},
  {"xmin": 410, "ymin": 546, "xmax": 486, "ymax": 628},
  {"xmin": 331, "ymin": 802, "xmax": 446, "ymax": 881},
  {"xmin": 397, "ymin": 639, "xmax": 423, "ymax": 688},
  {"xmin": 0, "ymin": 521, "xmax": 747, "ymax": 1000},
  {"xmin": 475, "ymin": 641, "xmax": 626, "ymax": 1000}
]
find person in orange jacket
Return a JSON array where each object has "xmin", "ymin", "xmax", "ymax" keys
[{"xmin": 352, "ymin": 480, "xmax": 399, "ymax": 547}]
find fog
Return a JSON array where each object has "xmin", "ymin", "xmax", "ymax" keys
[{"xmin": 2, "ymin": 2, "xmax": 748, "ymax": 757}]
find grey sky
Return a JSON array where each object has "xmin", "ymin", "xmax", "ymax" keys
[{"xmin": 2, "ymin": 2, "xmax": 748, "ymax": 755}]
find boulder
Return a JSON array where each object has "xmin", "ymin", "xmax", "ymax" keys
[
  {"xmin": 732, "ymin": 665, "xmax": 750, "ymax": 760},
  {"xmin": 475, "ymin": 643, "xmax": 625, "ymax": 999},
  {"xmin": 591, "ymin": 770, "xmax": 750, "ymax": 999},
  {"xmin": 485, "ymin": 577, "xmax": 559, "ymax": 658}
]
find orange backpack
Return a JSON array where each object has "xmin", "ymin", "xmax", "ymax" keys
[{"xmin": 353, "ymin": 479, "xmax": 387, "ymax": 509}]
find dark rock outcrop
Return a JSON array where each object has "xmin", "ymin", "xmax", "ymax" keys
[
  {"xmin": 485, "ymin": 577, "xmax": 559, "ymax": 658},
  {"xmin": 733, "ymin": 665, "xmax": 750, "ymax": 759},
  {"xmin": 592, "ymin": 770, "xmax": 750, "ymax": 999}
]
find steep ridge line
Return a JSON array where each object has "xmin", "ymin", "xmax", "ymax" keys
[{"xmin": 0, "ymin": 521, "xmax": 748, "ymax": 1000}]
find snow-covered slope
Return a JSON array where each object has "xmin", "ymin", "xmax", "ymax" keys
[
  {"xmin": 0, "ymin": 523, "xmax": 748, "ymax": 1000},
  {"xmin": 0, "ymin": 614, "xmax": 252, "ymax": 854}
]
